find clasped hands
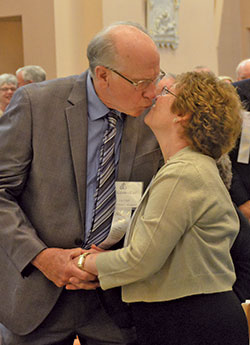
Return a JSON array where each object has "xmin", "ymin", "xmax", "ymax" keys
[
  {"xmin": 67, "ymin": 244, "xmax": 103, "ymax": 290},
  {"xmin": 32, "ymin": 245, "xmax": 103, "ymax": 290}
]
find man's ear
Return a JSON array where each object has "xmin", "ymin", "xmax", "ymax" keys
[{"xmin": 94, "ymin": 66, "xmax": 110, "ymax": 87}]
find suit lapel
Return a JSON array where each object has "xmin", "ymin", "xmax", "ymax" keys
[{"xmin": 65, "ymin": 72, "xmax": 88, "ymax": 226}]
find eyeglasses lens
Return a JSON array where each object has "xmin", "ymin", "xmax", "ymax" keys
[
  {"xmin": 136, "ymin": 72, "xmax": 166, "ymax": 91},
  {"xmin": 0, "ymin": 87, "xmax": 16, "ymax": 92}
]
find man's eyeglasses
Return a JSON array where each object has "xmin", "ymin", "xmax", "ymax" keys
[
  {"xmin": 161, "ymin": 86, "xmax": 177, "ymax": 98},
  {"xmin": 0, "ymin": 87, "xmax": 17, "ymax": 92},
  {"xmin": 104, "ymin": 66, "xmax": 166, "ymax": 91}
]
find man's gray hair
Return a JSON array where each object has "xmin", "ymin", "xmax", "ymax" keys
[
  {"xmin": 16, "ymin": 65, "xmax": 46, "ymax": 83},
  {"xmin": 216, "ymin": 154, "xmax": 232, "ymax": 190},
  {"xmin": 0, "ymin": 73, "xmax": 17, "ymax": 88},
  {"xmin": 236, "ymin": 58, "xmax": 250, "ymax": 79},
  {"xmin": 87, "ymin": 21, "xmax": 150, "ymax": 77}
]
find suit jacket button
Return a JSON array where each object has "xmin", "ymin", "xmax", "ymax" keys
[{"xmin": 74, "ymin": 238, "xmax": 83, "ymax": 246}]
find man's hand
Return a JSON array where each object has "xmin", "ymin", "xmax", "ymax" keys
[
  {"xmin": 32, "ymin": 247, "xmax": 98, "ymax": 289},
  {"xmin": 66, "ymin": 273, "xmax": 100, "ymax": 291},
  {"xmin": 239, "ymin": 200, "xmax": 250, "ymax": 221}
]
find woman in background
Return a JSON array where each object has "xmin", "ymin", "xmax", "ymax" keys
[{"xmin": 0, "ymin": 73, "xmax": 17, "ymax": 117}]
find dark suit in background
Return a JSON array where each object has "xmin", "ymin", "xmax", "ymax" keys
[
  {"xmin": 231, "ymin": 206, "xmax": 250, "ymax": 302},
  {"xmin": 230, "ymin": 79, "xmax": 250, "ymax": 217}
]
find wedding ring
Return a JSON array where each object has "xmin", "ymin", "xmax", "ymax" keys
[{"xmin": 77, "ymin": 253, "xmax": 90, "ymax": 270}]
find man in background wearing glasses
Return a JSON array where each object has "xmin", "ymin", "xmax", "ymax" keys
[
  {"xmin": 0, "ymin": 73, "xmax": 17, "ymax": 117},
  {"xmin": 0, "ymin": 22, "xmax": 164, "ymax": 344}
]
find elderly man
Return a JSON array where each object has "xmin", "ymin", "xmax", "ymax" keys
[
  {"xmin": 16, "ymin": 65, "xmax": 46, "ymax": 87},
  {"xmin": 235, "ymin": 58, "xmax": 250, "ymax": 81},
  {"xmin": 0, "ymin": 22, "xmax": 163, "ymax": 345}
]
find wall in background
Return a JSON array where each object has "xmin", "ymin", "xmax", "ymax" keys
[
  {"xmin": 0, "ymin": 16, "xmax": 24, "ymax": 75},
  {"xmin": 148, "ymin": 0, "xmax": 218, "ymax": 75},
  {"xmin": 54, "ymin": 0, "xmax": 103, "ymax": 78},
  {"xmin": 0, "ymin": 0, "xmax": 56, "ymax": 78},
  {"xmin": 0, "ymin": 0, "xmax": 249, "ymax": 80},
  {"xmin": 240, "ymin": 0, "xmax": 250, "ymax": 58},
  {"xmin": 217, "ymin": 0, "xmax": 242, "ymax": 79}
]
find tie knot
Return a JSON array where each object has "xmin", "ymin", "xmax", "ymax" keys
[{"xmin": 107, "ymin": 111, "xmax": 119, "ymax": 128}]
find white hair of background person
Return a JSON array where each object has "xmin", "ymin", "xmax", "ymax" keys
[
  {"xmin": 16, "ymin": 65, "xmax": 46, "ymax": 83},
  {"xmin": 0, "ymin": 74, "xmax": 17, "ymax": 88}
]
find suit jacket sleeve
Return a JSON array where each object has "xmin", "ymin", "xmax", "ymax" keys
[
  {"xmin": 0, "ymin": 88, "xmax": 47, "ymax": 274},
  {"xmin": 231, "ymin": 206, "xmax": 250, "ymax": 302}
]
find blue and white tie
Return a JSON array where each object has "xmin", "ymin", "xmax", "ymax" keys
[{"xmin": 86, "ymin": 111, "xmax": 118, "ymax": 247}]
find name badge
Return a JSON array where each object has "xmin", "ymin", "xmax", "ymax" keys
[
  {"xmin": 99, "ymin": 181, "xmax": 143, "ymax": 249},
  {"xmin": 238, "ymin": 111, "xmax": 250, "ymax": 164}
]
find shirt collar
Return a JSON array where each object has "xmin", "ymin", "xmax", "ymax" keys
[
  {"xmin": 87, "ymin": 72, "xmax": 109, "ymax": 120},
  {"xmin": 87, "ymin": 71, "xmax": 122, "ymax": 120}
]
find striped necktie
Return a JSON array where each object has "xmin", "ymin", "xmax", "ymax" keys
[{"xmin": 86, "ymin": 111, "xmax": 118, "ymax": 247}]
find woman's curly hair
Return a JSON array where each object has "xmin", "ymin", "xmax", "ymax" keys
[{"xmin": 171, "ymin": 71, "xmax": 242, "ymax": 159}]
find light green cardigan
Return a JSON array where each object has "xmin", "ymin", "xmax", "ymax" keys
[{"xmin": 96, "ymin": 147, "xmax": 239, "ymax": 303}]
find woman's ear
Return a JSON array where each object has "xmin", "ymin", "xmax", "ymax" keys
[{"xmin": 177, "ymin": 112, "xmax": 191, "ymax": 124}]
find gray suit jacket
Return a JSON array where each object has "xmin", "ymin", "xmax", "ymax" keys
[{"xmin": 0, "ymin": 71, "xmax": 162, "ymax": 335}]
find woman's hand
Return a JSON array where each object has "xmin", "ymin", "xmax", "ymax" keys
[
  {"xmin": 66, "ymin": 270, "xmax": 100, "ymax": 290},
  {"xmin": 66, "ymin": 251, "xmax": 100, "ymax": 290}
]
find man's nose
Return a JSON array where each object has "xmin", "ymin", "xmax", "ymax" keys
[{"xmin": 142, "ymin": 82, "xmax": 157, "ymax": 100}]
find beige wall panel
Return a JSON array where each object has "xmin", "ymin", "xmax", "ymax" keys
[
  {"xmin": 54, "ymin": 0, "xmax": 103, "ymax": 77},
  {"xmin": 102, "ymin": 0, "xmax": 146, "ymax": 26},
  {"xmin": 0, "ymin": 18, "xmax": 24, "ymax": 74},
  {"xmin": 102, "ymin": 0, "xmax": 218, "ymax": 75},
  {"xmin": 82, "ymin": 0, "xmax": 103, "ymax": 73},
  {"xmin": 217, "ymin": 0, "xmax": 241, "ymax": 79},
  {"xmin": 159, "ymin": 0, "xmax": 217, "ymax": 75},
  {"xmin": 0, "ymin": 0, "xmax": 57, "ymax": 79},
  {"xmin": 21, "ymin": 1, "xmax": 56, "ymax": 79},
  {"xmin": 240, "ymin": 0, "xmax": 250, "ymax": 58}
]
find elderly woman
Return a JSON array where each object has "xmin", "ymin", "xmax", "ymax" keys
[
  {"xmin": 0, "ymin": 74, "xmax": 17, "ymax": 117},
  {"xmin": 69, "ymin": 72, "xmax": 248, "ymax": 344}
]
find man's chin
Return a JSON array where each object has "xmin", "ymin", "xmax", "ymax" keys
[{"xmin": 127, "ymin": 107, "xmax": 151, "ymax": 117}]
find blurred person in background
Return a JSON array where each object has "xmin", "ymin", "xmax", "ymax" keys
[
  {"xmin": 217, "ymin": 154, "xmax": 250, "ymax": 303},
  {"xmin": 236, "ymin": 58, "xmax": 250, "ymax": 81},
  {"xmin": 16, "ymin": 65, "xmax": 46, "ymax": 87},
  {"xmin": 193, "ymin": 65, "xmax": 214, "ymax": 74},
  {"xmin": 0, "ymin": 73, "xmax": 17, "ymax": 117},
  {"xmin": 218, "ymin": 75, "xmax": 234, "ymax": 83},
  {"xmin": 155, "ymin": 72, "xmax": 176, "ymax": 95},
  {"xmin": 230, "ymin": 78, "xmax": 250, "ymax": 220}
]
